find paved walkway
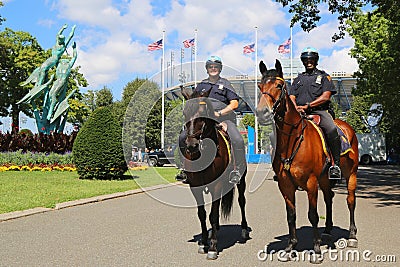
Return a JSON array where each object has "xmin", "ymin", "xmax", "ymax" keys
[{"xmin": 0, "ymin": 164, "xmax": 399, "ymax": 266}]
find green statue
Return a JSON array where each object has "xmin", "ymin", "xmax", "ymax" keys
[
  {"xmin": 46, "ymin": 41, "xmax": 77, "ymax": 121},
  {"xmin": 18, "ymin": 24, "xmax": 77, "ymax": 134}
]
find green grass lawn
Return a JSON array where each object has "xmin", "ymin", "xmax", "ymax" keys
[{"xmin": 0, "ymin": 167, "xmax": 178, "ymax": 214}]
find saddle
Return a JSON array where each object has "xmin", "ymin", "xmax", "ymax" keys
[{"xmin": 306, "ymin": 115, "xmax": 353, "ymax": 157}]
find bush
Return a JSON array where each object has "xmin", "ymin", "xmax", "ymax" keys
[
  {"xmin": 0, "ymin": 150, "xmax": 73, "ymax": 166},
  {"xmin": 72, "ymin": 107, "xmax": 128, "ymax": 179}
]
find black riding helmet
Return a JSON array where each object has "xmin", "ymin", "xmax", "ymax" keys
[{"xmin": 300, "ymin": 47, "xmax": 319, "ymax": 65}]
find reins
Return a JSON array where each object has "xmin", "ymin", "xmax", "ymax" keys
[{"xmin": 260, "ymin": 76, "xmax": 307, "ymax": 170}]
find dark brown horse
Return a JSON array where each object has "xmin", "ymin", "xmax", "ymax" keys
[
  {"xmin": 256, "ymin": 60, "xmax": 358, "ymax": 263},
  {"xmin": 181, "ymin": 90, "xmax": 249, "ymax": 260}
]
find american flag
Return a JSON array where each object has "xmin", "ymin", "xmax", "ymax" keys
[
  {"xmin": 243, "ymin": 43, "xmax": 255, "ymax": 54},
  {"xmin": 148, "ymin": 39, "xmax": 163, "ymax": 51},
  {"xmin": 278, "ymin": 38, "xmax": 291, "ymax": 54},
  {"xmin": 183, "ymin": 38, "xmax": 195, "ymax": 48}
]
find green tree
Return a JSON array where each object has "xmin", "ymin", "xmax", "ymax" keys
[
  {"xmin": 95, "ymin": 86, "xmax": 113, "ymax": 107},
  {"xmin": 122, "ymin": 79, "xmax": 162, "ymax": 152},
  {"xmin": 275, "ymin": 0, "xmax": 399, "ymax": 41},
  {"xmin": 0, "ymin": 1, "xmax": 4, "ymax": 26},
  {"xmin": 346, "ymin": 10, "xmax": 400, "ymax": 149},
  {"xmin": 0, "ymin": 28, "xmax": 45, "ymax": 132}
]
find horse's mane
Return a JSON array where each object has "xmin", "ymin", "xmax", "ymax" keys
[{"xmin": 183, "ymin": 93, "xmax": 215, "ymax": 119}]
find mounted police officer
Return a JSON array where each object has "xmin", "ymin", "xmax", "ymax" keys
[
  {"xmin": 176, "ymin": 55, "xmax": 246, "ymax": 184},
  {"xmin": 289, "ymin": 47, "xmax": 341, "ymax": 179}
]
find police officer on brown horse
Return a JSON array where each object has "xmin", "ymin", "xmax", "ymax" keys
[{"xmin": 289, "ymin": 47, "xmax": 341, "ymax": 179}]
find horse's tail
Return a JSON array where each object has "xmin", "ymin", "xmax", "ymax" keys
[{"xmin": 221, "ymin": 186, "xmax": 234, "ymax": 220}]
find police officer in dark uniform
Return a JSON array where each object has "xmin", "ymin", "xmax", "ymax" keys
[
  {"xmin": 175, "ymin": 55, "xmax": 246, "ymax": 184},
  {"xmin": 289, "ymin": 47, "xmax": 341, "ymax": 179}
]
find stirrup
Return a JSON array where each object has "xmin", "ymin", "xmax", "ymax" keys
[
  {"xmin": 229, "ymin": 170, "xmax": 241, "ymax": 184},
  {"xmin": 329, "ymin": 165, "xmax": 341, "ymax": 180},
  {"xmin": 175, "ymin": 170, "xmax": 188, "ymax": 183}
]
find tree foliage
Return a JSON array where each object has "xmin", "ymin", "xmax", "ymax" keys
[
  {"xmin": 0, "ymin": 28, "xmax": 45, "ymax": 131},
  {"xmin": 95, "ymin": 86, "xmax": 113, "ymax": 108},
  {"xmin": 275, "ymin": 0, "xmax": 399, "ymax": 41},
  {"xmin": 346, "ymin": 10, "xmax": 400, "ymax": 150}
]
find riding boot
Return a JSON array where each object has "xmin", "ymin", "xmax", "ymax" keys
[
  {"xmin": 229, "ymin": 148, "xmax": 246, "ymax": 184},
  {"xmin": 175, "ymin": 169, "xmax": 188, "ymax": 183},
  {"xmin": 328, "ymin": 135, "xmax": 342, "ymax": 180}
]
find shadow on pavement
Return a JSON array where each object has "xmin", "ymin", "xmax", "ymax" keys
[
  {"xmin": 266, "ymin": 226, "xmax": 349, "ymax": 253},
  {"xmin": 188, "ymin": 224, "xmax": 252, "ymax": 252},
  {"xmin": 334, "ymin": 165, "xmax": 400, "ymax": 207}
]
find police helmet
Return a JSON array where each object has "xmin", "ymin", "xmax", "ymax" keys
[
  {"xmin": 205, "ymin": 55, "xmax": 222, "ymax": 70},
  {"xmin": 300, "ymin": 47, "xmax": 319, "ymax": 64}
]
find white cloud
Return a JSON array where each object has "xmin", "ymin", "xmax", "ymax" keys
[{"xmin": 47, "ymin": 0, "xmax": 358, "ymax": 96}]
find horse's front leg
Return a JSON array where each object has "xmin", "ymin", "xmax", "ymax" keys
[
  {"xmin": 207, "ymin": 197, "xmax": 221, "ymax": 260},
  {"xmin": 279, "ymin": 184, "xmax": 298, "ymax": 253},
  {"xmin": 190, "ymin": 187, "xmax": 208, "ymax": 254}
]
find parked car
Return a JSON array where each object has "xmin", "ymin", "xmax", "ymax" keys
[{"xmin": 146, "ymin": 146, "xmax": 176, "ymax": 167}]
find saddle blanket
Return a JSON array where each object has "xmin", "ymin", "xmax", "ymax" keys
[{"xmin": 309, "ymin": 121, "xmax": 353, "ymax": 157}]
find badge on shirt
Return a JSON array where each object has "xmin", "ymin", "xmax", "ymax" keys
[
  {"xmin": 316, "ymin": 75, "xmax": 322, "ymax": 84},
  {"xmin": 218, "ymin": 84, "xmax": 224, "ymax": 90}
]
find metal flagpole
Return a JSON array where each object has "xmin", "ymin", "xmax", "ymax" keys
[
  {"xmin": 254, "ymin": 26, "xmax": 258, "ymax": 154},
  {"xmin": 194, "ymin": 29, "xmax": 197, "ymax": 87},
  {"xmin": 161, "ymin": 30, "xmax": 165, "ymax": 150},
  {"xmin": 290, "ymin": 27, "xmax": 293, "ymax": 83}
]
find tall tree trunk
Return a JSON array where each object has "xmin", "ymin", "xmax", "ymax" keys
[{"xmin": 11, "ymin": 105, "xmax": 19, "ymax": 134}]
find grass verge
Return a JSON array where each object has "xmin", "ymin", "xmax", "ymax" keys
[{"xmin": 0, "ymin": 167, "xmax": 178, "ymax": 214}]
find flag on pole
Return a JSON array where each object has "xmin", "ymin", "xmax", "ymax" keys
[
  {"xmin": 243, "ymin": 43, "xmax": 255, "ymax": 54},
  {"xmin": 278, "ymin": 38, "xmax": 291, "ymax": 54},
  {"xmin": 148, "ymin": 39, "xmax": 163, "ymax": 51},
  {"xmin": 183, "ymin": 38, "xmax": 195, "ymax": 48}
]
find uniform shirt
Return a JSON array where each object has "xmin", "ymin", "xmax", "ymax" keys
[
  {"xmin": 289, "ymin": 68, "xmax": 336, "ymax": 106},
  {"xmin": 194, "ymin": 77, "xmax": 239, "ymax": 106},
  {"xmin": 194, "ymin": 77, "xmax": 239, "ymax": 122}
]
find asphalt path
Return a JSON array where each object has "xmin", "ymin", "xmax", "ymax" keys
[{"xmin": 0, "ymin": 164, "xmax": 399, "ymax": 266}]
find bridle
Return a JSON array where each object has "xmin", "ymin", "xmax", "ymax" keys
[
  {"xmin": 260, "ymin": 76, "xmax": 307, "ymax": 170},
  {"xmin": 185, "ymin": 101, "xmax": 216, "ymax": 153},
  {"xmin": 260, "ymin": 76, "xmax": 287, "ymax": 116}
]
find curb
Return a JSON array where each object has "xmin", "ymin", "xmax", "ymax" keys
[{"xmin": 0, "ymin": 182, "xmax": 180, "ymax": 222}]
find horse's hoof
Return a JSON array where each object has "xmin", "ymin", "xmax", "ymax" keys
[
  {"xmin": 347, "ymin": 238, "xmax": 358, "ymax": 248},
  {"xmin": 206, "ymin": 251, "xmax": 218, "ymax": 260},
  {"xmin": 241, "ymin": 228, "xmax": 250, "ymax": 240},
  {"xmin": 198, "ymin": 245, "xmax": 207, "ymax": 254},
  {"xmin": 309, "ymin": 253, "xmax": 323, "ymax": 264}
]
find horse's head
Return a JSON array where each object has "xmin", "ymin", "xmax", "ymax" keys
[
  {"xmin": 183, "ymin": 91, "xmax": 216, "ymax": 154},
  {"xmin": 256, "ymin": 59, "xmax": 286, "ymax": 125}
]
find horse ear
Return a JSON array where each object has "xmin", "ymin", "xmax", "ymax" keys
[
  {"xmin": 259, "ymin": 60, "xmax": 267, "ymax": 75},
  {"xmin": 180, "ymin": 85, "xmax": 192, "ymax": 100},
  {"xmin": 200, "ymin": 89, "xmax": 210, "ymax": 98},
  {"xmin": 275, "ymin": 59, "xmax": 283, "ymax": 78}
]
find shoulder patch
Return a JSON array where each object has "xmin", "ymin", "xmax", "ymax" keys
[{"xmin": 326, "ymin": 75, "xmax": 332, "ymax": 81}]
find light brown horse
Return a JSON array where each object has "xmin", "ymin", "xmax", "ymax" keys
[{"xmin": 256, "ymin": 60, "xmax": 358, "ymax": 263}]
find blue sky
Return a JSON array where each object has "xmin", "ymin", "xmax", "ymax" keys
[{"xmin": 1, "ymin": 0, "xmax": 358, "ymax": 102}]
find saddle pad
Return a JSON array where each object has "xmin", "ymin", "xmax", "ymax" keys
[{"xmin": 309, "ymin": 121, "xmax": 353, "ymax": 157}]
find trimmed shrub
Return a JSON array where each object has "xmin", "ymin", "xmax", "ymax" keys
[{"xmin": 72, "ymin": 107, "xmax": 128, "ymax": 179}]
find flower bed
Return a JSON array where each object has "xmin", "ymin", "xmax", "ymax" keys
[{"xmin": 0, "ymin": 163, "xmax": 76, "ymax": 172}]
